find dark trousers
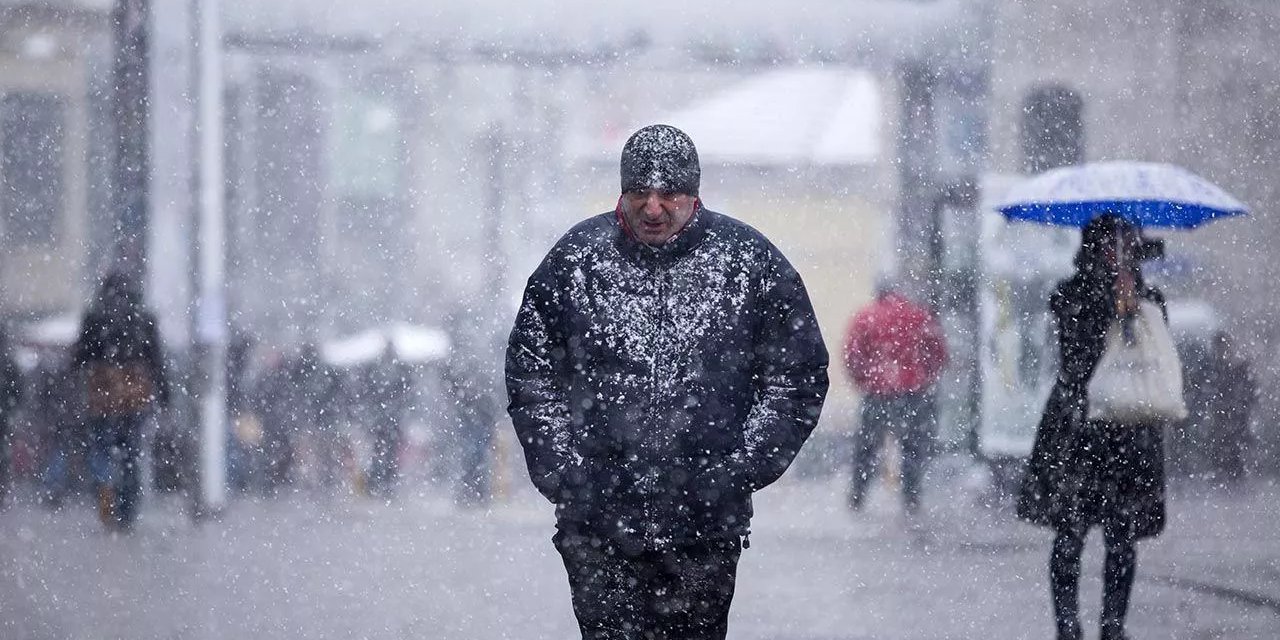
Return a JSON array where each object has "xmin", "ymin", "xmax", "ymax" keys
[
  {"xmin": 1050, "ymin": 523, "xmax": 1137, "ymax": 639},
  {"xmin": 554, "ymin": 529, "xmax": 742, "ymax": 640},
  {"xmin": 850, "ymin": 391, "xmax": 935, "ymax": 512},
  {"xmin": 88, "ymin": 413, "xmax": 146, "ymax": 528}
]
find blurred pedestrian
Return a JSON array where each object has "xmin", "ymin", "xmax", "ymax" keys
[
  {"xmin": 0, "ymin": 328, "xmax": 22, "ymax": 508},
  {"xmin": 72, "ymin": 270, "xmax": 169, "ymax": 531},
  {"xmin": 225, "ymin": 330, "xmax": 256, "ymax": 493},
  {"xmin": 249, "ymin": 352, "xmax": 296, "ymax": 494},
  {"xmin": 842, "ymin": 282, "xmax": 947, "ymax": 515},
  {"xmin": 1017, "ymin": 215, "xmax": 1170, "ymax": 640},
  {"xmin": 1206, "ymin": 331, "xmax": 1256, "ymax": 484},
  {"xmin": 443, "ymin": 338, "xmax": 499, "ymax": 507},
  {"xmin": 288, "ymin": 344, "xmax": 342, "ymax": 490},
  {"xmin": 364, "ymin": 347, "xmax": 414, "ymax": 498},
  {"xmin": 1171, "ymin": 336, "xmax": 1212, "ymax": 478},
  {"xmin": 506, "ymin": 124, "xmax": 829, "ymax": 639},
  {"xmin": 36, "ymin": 355, "xmax": 83, "ymax": 508}
]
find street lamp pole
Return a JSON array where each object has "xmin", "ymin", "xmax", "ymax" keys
[
  {"xmin": 111, "ymin": 0, "xmax": 150, "ymax": 268},
  {"xmin": 194, "ymin": 0, "xmax": 227, "ymax": 514}
]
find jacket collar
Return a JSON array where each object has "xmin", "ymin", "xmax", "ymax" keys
[{"xmin": 613, "ymin": 198, "xmax": 711, "ymax": 265}]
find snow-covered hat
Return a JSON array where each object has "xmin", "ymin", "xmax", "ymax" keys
[{"xmin": 620, "ymin": 124, "xmax": 700, "ymax": 196}]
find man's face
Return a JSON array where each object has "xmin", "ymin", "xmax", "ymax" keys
[{"xmin": 620, "ymin": 189, "xmax": 697, "ymax": 246}]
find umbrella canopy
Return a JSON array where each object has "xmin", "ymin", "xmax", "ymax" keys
[
  {"xmin": 321, "ymin": 323, "xmax": 450, "ymax": 367},
  {"xmin": 996, "ymin": 161, "xmax": 1247, "ymax": 228}
]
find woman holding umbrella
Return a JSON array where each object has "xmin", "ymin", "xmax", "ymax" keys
[
  {"xmin": 1000, "ymin": 160, "xmax": 1245, "ymax": 639},
  {"xmin": 1017, "ymin": 214, "xmax": 1168, "ymax": 640}
]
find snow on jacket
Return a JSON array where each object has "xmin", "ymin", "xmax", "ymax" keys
[
  {"xmin": 843, "ymin": 293, "xmax": 947, "ymax": 396},
  {"xmin": 505, "ymin": 206, "xmax": 829, "ymax": 548}
]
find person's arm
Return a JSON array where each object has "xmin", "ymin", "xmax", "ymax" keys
[
  {"xmin": 505, "ymin": 254, "xmax": 579, "ymax": 503},
  {"xmin": 733, "ymin": 248, "xmax": 830, "ymax": 491}
]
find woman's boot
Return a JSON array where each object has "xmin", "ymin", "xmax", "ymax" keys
[
  {"xmin": 1100, "ymin": 541, "xmax": 1137, "ymax": 640},
  {"xmin": 1051, "ymin": 530, "xmax": 1085, "ymax": 640}
]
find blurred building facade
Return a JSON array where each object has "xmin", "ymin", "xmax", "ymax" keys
[
  {"xmin": 0, "ymin": 1, "xmax": 108, "ymax": 320},
  {"xmin": 3, "ymin": 0, "xmax": 1279, "ymax": 468}
]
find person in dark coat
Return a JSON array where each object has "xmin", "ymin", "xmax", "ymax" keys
[
  {"xmin": 1017, "ymin": 215, "xmax": 1168, "ymax": 640},
  {"xmin": 72, "ymin": 270, "xmax": 169, "ymax": 531},
  {"xmin": 506, "ymin": 124, "xmax": 830, "ymax": 639}
]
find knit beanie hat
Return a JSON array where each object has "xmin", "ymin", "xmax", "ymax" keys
[{"xmin": 620, "ymin": 124, "xmax": 700, "ymax": 196}]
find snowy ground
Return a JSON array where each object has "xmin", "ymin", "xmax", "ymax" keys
[{"xmin": 2, "ymin": 458, "xmax": 1278, "ymax": 639}]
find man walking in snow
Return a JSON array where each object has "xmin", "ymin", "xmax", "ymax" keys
[
  {"xmin": 843, "ymin": 283, "xmax": 946, "ymax": 515},
  {"xmin": 506, "ymin": 124, "xmax": 829, "ymax": 639}
]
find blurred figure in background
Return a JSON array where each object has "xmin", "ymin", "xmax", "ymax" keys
[
  {"xmin": 0, "ymin": 328, "xmax": 22, "ymax": 508},
  {"xmin": 843, "ymin": 282, "xmax": 947, "ymax": 515},
  {"xmin": 288, "ymin": 344, "xmax": 342, "ymax": 490},
  {"xmin": 37, "ymin": 354, "xmax": 83, "ymax": 508},
  {"xmin": 249, "ymin": 344, "xmax": 342, "ymax": 492},
  {"xmin": 364, "ymin": 347, "xmax": 414, "ymax": 498},
  {"xmin": 249, "ymin": 351, "xmax": 296, "ymax": 494},
  {"xmin": 1171, "ymin": 337, "xmax": 1212, "ymax": 479},
  {"xmin": 444, "ymin": 332, "xmax": 501, "ymax": 508},
  {"xmin": 224, "ymin": 330, "xmax": 257, "ymax": 493},
  {"xmin": 1206, "ymin": 331, "xmax": 1256, "ymax": 485},
  {"xmin": 73, "ymin": 270, "xmax": 169, "ymax": 531}
]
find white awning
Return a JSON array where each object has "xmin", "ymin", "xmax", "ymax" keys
[
  {"xmin": 573, "ymin": 68, "xmax": 882, "ymax": 167},
  {"xmin": 321, "ymin": 323, "xmax": 451, "ymax": 367}
]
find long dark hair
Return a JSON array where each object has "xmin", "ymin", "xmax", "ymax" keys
[{"xmin": 1074, "ymin": 214, "xmax": 1144, "ymax": 285}]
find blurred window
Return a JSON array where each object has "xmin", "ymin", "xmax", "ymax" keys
[
  {"xmin": 1, "ymin": 93, "xmax": 65, "ymax": 246},
  {"xmin": 936, "ymin": 71, "xmax": 989, "ymax": 178},
  {"xmin": 1020, "ymin": 85, "xmax": 1083, "ymax": 174},
  {"xmin": 331, "ymin": 89, "xmax": 401, "ymax": 201}
]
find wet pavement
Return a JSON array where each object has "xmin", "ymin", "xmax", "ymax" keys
[{"xmin": 2, "ymin": 457, "xmax": 1277, "ymax": 639}]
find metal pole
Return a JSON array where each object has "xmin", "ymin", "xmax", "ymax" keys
[
  {"xmin": 194, "ymin": 0, "xmax": 227, "ymax": 514},
  {"xmin": 484, "ymin": 124, "xmax": 507, "ymax": 300},
  {"xmin": 895, "ymin": 61, "xmax": 938, "ymax": 300},
  {"xmin": 111, "ymin": 0, "xmax": 150, "ymax": 269}
]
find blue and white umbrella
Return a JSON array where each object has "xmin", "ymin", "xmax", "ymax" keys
[{"xmin": 996, "ymin": 161, "xmax": 1248, "ymax": 228}]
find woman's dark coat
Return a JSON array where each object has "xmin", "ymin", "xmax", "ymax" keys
[{"xmin": 1017, "ymin": 274, "xmax": 1168, "ymax": 540}]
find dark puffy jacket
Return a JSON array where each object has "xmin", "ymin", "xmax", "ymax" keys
[
  {"xmin": 506, "ymin": 206, "xmax": 829, "ymax": 548},
  {"xmin": 73, "ymin": 304, "xmax": 169, "ymax": 415}
]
